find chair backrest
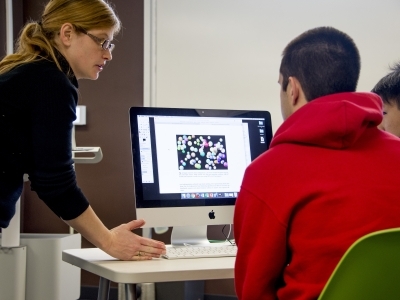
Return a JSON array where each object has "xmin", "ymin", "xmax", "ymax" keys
[{"xmin": 318, "ymin": 228, "xmax": 400, "ymax": 300}]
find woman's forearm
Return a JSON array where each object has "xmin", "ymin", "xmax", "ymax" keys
[
  {"xmin": 64, "ymin": 205, "xmax": 112, "ymax": 250},
  {"xmin": 64, "ymin": 205, "xmax": 166, "ymax": 260}
]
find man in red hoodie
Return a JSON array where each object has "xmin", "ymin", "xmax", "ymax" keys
[{"xmin": 234, "ymin": 26, "xmax": 400, "ymax": 300}]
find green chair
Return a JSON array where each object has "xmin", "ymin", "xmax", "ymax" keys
[{"xmin": 318, "ymin": 228, "xmax": 400, "ymax": 300}]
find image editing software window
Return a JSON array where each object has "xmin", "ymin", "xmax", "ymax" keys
[
  {"xmin": 135, "ymin": 111, "xmax": 269, "ymax": 205},
  {"xmin": 130, "ymin": 107, "xmax": 272, "ymax": 244}
]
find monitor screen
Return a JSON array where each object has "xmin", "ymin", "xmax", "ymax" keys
[{"xmin": 129, "ymin": 107, "xmax": 272, "ymax": 245}]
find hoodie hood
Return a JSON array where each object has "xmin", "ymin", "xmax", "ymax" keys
[{"xmin": 270, "ymin": 92, "xmax": 383, "ymax": 150}]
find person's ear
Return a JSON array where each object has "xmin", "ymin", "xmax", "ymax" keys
[
  {"xmin": 287, "ymin": 76, "xmax": 300, "ymax": 105},
  {"xmin": 288, "ymin": 76, "xmax": 308, "ymax": 110},
  {"xmin": 59, "ymin": 23, "xmax": 75, "ymax": 47}
]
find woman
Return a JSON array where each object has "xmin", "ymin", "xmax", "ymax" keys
[{"xmin": 0, "ymin": 0, "xmax": 166, "ymax": 260}]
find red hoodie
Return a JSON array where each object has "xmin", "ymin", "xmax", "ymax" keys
[{"xmin": 234, "ymin": 92, "xmax": 400, "ymax": 300}]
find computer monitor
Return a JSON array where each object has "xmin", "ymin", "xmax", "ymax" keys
[{"xmin": 129, "ymin": 107, "xmax": 272, "ymax": 245}]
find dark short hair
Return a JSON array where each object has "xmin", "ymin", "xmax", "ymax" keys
[
  {"xmin": 280, "ymin": 27, "xmax": 361, "ymax": 101},
  {"xmin": 371, "ymin": 63, "xmax": 400, "ymax": 109}
]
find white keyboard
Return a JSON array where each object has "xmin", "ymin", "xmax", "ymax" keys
[{"xmin": 163, "ymin": 244, "xmax": 237, "ymax": 259}]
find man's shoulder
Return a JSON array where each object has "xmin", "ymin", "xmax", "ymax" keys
[
  {"xmin": 372, "ymin": 130, "xmax": 400, "ymax": 152},
  {"xmin": 248, "ymin": 145, "xmax": 296, "ymax": 171}
]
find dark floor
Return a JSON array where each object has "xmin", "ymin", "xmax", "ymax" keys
[
  {"xmin": 78, "ymin": 285, "xmax": 238, "ymax": 300},
  {"xmin": 78, "ymin": 286, "xmax": 120, "ymax": 300}
]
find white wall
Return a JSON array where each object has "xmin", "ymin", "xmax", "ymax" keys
[{"xmin": 144, "ymin": 0, "xmax": 400, "ymax": 132}]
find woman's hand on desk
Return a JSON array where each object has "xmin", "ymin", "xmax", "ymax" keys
[
  {"xmin": 65, "ymin": 206, "xmax": 166, "ymax": 261},
  {"xmin": 107, "ymin": 219, "xmax": 167, "ymax": 261}
]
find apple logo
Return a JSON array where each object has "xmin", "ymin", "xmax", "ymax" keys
[{"xmin": 208, "ymin": 210, "xmax": 215, "ymax": 219}]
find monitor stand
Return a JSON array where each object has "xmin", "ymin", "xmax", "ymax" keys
[{"xmin": 170, "ymin": 225, "xmax": 210, "ymax": 246}]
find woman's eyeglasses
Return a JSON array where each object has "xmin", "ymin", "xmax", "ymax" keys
[{"xmin": 83, "ymin": 31, "xmax": 115, "ymax": 52}]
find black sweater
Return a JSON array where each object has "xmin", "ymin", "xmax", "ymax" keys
[{"xmin": 0, "ymin": 56, "xmax": 89, "ymax": 228}]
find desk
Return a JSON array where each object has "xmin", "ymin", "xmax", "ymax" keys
[{"xmin": 62, "ymin": 248, "xmax": 235, "ymax": 300}]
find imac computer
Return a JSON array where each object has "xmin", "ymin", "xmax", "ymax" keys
[{"xmin": 129, "ymin": 107, "xmax": 272, "ymax": 246}]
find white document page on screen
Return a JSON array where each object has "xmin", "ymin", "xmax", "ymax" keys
[{"xmin": 154, "ymin": 116, "xmax": 251, "ymax": 194}]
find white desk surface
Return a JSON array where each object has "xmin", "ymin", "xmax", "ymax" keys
[{"xmin": 62, "ymin": 248, "xmax": 235, "ymax": 284}]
